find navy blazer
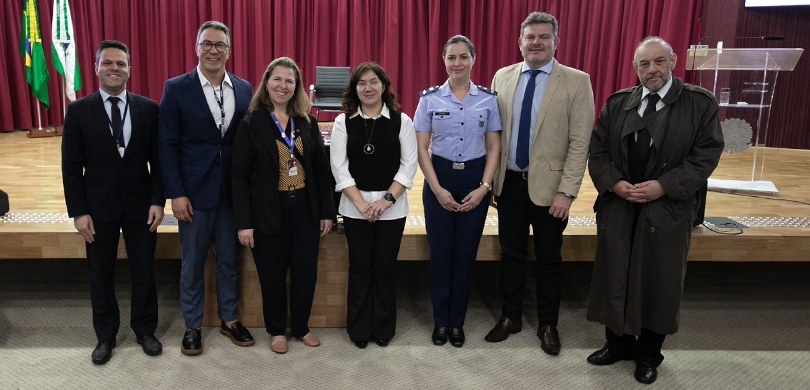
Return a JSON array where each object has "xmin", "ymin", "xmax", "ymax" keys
[
  {"xmin": 62, "ymin": 90, "xmax": 164, "ymax": 222},
  {"xmin": 157, "ymin": 69, "xmax": 252, "ymax": 209},
  {"xmin": 231, "ymin": 111, "xmax": 335, "ymax": 234}
]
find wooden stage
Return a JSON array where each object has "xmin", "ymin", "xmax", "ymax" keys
[{"xmin": 2, "ymin": 130, "xmax": 810, "ymax": 327}]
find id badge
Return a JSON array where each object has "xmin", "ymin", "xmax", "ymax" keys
[{"xmin": 287, "ymin": 158, "xmax": 298, "ymax": 176}]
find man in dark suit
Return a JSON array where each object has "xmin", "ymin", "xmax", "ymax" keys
[
  {"xmin": 485, "ymin": 12, "xmax": 595, "ymax": 355},
  {"xmin": 158, "ymin": 20, "xmax": 254, "ymax": 355},
  {"xmin": 62, "ymin": 40, "xmax": 165, "ymax": 365}
]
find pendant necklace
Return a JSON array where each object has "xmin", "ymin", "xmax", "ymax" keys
[{"xmin": 363, "ymin": 118, "xmax": 376, "ymax": 155}]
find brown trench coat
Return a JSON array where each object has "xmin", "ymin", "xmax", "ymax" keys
[{"xmin": 586, "ymin": 77, "xmax": 724, "ymax": 336}]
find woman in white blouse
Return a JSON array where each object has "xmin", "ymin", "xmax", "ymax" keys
[{"xmin": 330, "ymin": 62, "xmax": 417, "ymax": 349}]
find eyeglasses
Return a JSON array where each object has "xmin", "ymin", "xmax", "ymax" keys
[{"xmin": 198, "ymin": 41, "xmax": 229, "ymax": 52}]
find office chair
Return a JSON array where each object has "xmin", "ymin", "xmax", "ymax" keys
[{"xmin": 309, "ymin": 66, "xmax": 350, "ymax": 121}]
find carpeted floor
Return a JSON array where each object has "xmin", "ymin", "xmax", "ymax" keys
[{"xmin": 1, "ymin": 260, "xmax": 809, "ymax": 390}]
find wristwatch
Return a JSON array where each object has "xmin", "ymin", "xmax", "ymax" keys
[
  {"xmin": 384, "ymin": 192, "xmax": 396, "ymax": 204},
  {"xmin": 562, "ymin": 192, "xmax": 576, "ymax": 199},
  {"xmin": 480, "ymin": 181, "xmax": 492, "ymax": 192}
]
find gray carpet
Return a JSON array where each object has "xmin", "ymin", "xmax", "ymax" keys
[{"xmin": 1, "ymin": 260, "xmax": 809, "ymax": 390}]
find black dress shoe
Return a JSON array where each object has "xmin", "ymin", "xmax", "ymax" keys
[
  {"xmin": 220, "ymin": 321, "xmax": 255, "ymax": 347},
  {"xmin": 432, "ymin": 326, "xmax": 448, "ymax": 346},
  {"xmin": 449, "ymin": 328, "xmax": 465, "ymax": 348},
  {"xmin": 587, "ymin": 345, "xmax": 631, "ymax": 365},
  {"xmin": 136, "ymin": 334, "xmax": 163, "ymax": 356},
  {"xmin": 353, "ymin": 340, "xmax": 368, "ymax": 349},
  {"xmin": 91, "ymin": 341, "xmax": 115, "ymax": 365},
  {"xmin": 181, "ymin": 328, "xmax": 203, "ymax": 356},
  {"xmin": 485, "ymin": 316, "xmax": 521, "ymax": 342},
  {"xmin": 538, "ymin": 325, "xmax": 561, "ymax": 355},
  {"xmin": 634, "ymin": 361, "xmax": 658, "ymax": 384},
  {"xmin": 375, "ymin": 338, "xmax": 390, "ymax": 347}
]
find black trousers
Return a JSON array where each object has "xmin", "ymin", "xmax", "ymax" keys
[
  {"xmin": 606, "ymin": 327, "xmax": 666, "ymax": 366},
  {"xmin": 343, "ymin": 217, "xmax": 406, "ymax": 342},
  {"xmin": 251, "ymin": 191, "xmax": 320, "ymax": 338},
  {"xmin": 496, "ymin": 172, "xmax": 567, "ymax": 326},
  {"xmin": 86, "ymin": 219, "xmax": 158, "ymax": 343}
]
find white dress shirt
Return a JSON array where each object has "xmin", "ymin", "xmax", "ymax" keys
[
  {"xmin": 196, "ymin": 66, "xmax": 235, "ymax": 136},
  {"xmin": 99, "ymin": 88, "xmax": 132, "ymax": 157},
  {"xmin": 330, "ymin": 104, "xmax": 418, "ymax": 220}
]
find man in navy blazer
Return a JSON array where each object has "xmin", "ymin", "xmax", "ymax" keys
[
  {"xmin": 62, "ymin": 40, "xmax": 165, "ymax": 364},
  {"xmin": 158, "ymin": 20, "xmax": 254, "ymax": 355}
]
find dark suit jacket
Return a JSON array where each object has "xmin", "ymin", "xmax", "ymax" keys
[
  {"xmin": 157, "ymin": 69, "xmax": 252, "ymax": 209},
  {"xmin": 231, "ymin": 111, "xmax": 335, "ymax": 234},
  {"xmin": 61, "ymin": 90, "xmax": 164, "ymax": 222}
]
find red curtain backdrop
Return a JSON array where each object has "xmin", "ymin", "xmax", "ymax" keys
[{"xmin": 1, "ymin": 0, "xmax": 701, "ymax": 132}]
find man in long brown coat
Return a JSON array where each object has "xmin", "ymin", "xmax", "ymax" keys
[{"xmin": 586, "ymin": 36, "xmax": 724, "ymax": 384}]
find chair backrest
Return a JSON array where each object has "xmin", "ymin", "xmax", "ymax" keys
[{"xmin": 314, "ymin": 66, "xmax": 350, "ymax": 99}]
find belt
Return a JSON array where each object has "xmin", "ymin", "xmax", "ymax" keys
[
  {"xmin": 279, "ymin": 184, "xmax": 307, "ymax": 198},
  {"xmin": 506, "ymin": 170, "xmax": 529, "ymax": 180},
  {"xmin": 431, "ymin": 155, "xmax": 486, "ymax": 171}
]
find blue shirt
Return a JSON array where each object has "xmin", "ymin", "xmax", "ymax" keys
[
  {"xmin": 414, "ymin": 80, "xmax": 502, "ymax": 162},
  {"xmin": 507, "ymin": 61, "xmax": 554, "ymax": 171}
]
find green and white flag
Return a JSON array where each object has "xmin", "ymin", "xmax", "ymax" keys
[{"xmin": 51, "ymin": 0, "xmax": 81, "ymax": 101}]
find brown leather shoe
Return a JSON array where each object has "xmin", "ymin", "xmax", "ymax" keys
[
  {"xmin": 538, "ymin": 325, "xmax": 561, "ymax": 355},
  {"xmin": 484, "ymin": 316, "xmax": 522, "ymax": 342}
]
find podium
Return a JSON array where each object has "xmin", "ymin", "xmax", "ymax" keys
[{"xmin": 686, "ymin": 47, "xmax": 803, "ymax": 193}]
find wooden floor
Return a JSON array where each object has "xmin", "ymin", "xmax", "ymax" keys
[
  {"xmin": 3, "ymin": 129, "xmax": 810, "ymax": 261},
  {"xmin": 2, "ymin": 130, "xmax": 810, "ymax": 327}
]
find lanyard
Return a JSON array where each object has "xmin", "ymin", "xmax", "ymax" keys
[
  {"xmin": 270, "ymin": 112, "xmax": 296, "ymax": 159},
  {"xmin": 212, "ymin": 84, "xmax": 226, "ymax": 133},
  {"xmin": 104, "ymin": 92, "xmax": 129, "ymax": 146}
]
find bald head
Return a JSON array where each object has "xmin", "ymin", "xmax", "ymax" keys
[
  {"xmin": 633, "ymin": 36, "xmax": 677, "ymax": 93},
  {"xmin": 634, "ymin": 36, "xmax": 674, "ymax": 63}
]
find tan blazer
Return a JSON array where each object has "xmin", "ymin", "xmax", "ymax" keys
[{"xmin": 491, "ymin": 59, "xmax": 595, "ymax": 206}]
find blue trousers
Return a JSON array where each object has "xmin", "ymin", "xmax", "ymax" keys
[
  {"xmin": 423, "ymin": 156, "xmax": 490, "ymax": 328},
  {"xmin": 178, "ymin": 200, "xmax": 239, "ymax": 328}
]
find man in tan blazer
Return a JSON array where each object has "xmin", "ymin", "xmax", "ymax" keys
[{"xmin": 484, "ymin": 11, "xmax": 594, "ymax": 356}]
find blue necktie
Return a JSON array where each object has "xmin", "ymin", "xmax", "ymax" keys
[{"xmin": 516, "ymin": 69, "xmax": 541, "ymax": 169}]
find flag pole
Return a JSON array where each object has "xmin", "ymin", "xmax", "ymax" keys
[
  {"xmin": 36, "ymin": 100, "xmax": 43, "ymax": 130},
  {"xmin": 61, "ymin": 76, "xmax": 67, "ymax": 114}
]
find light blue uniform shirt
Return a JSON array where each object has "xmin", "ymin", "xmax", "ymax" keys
[
  {"xmin": 414, "ymin": 80, "xmax": 502, "ymax": 162},
  {"xmin": 507, "ymin": 61, "xmax": 554, "ymax": 171}
]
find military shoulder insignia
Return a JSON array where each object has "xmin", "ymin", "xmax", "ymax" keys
[
  {"xmin": 477, "ymin": 85, "xmax": 497, "ymax": 96},
  {"xmin": 419, "ymin": 85, "xmax": 441, "ymax": 97}
]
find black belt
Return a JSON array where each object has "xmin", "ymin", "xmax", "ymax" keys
[
  {"xmin": 431, "ymin": 155, "xmax": 485, "ymax": 170},
  {"xmin": 506, "ymin": 170, "xmax": 529, "ymax": 180}
]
